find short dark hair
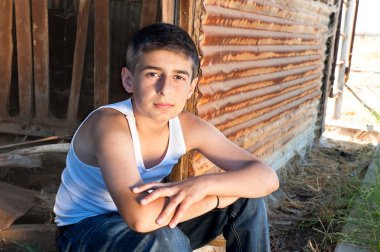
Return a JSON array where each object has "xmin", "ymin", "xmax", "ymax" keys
[{"xmin": 126, "ymin": 23, "xmax": 200, "ymax": 79}]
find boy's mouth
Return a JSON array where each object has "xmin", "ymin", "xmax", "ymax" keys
[{"xmin": 154, "ymin": 103, "xmax": 174, "ymax": 109}]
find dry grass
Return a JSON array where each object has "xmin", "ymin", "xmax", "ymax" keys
[{"xmin": 270, "ymin": 138, "xmax": 375, "ymax": 252}]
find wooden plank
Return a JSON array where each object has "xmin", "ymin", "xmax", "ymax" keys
[
  {"xmin": 94, "ymin": 0, "xmax": 110, "ymax": 109},
  {"xmin": 0, "ymin": 182, "xmax": 38, "ymax": 229},
  {"xmin": 0, "ymin": 0, "xmax": 13, "ymax": 117},
  {"xmin": 0, "ymin": 120, "xmax": 75, "ymax": 138},
  {"xmin": 177, "ymin": 0, "xmax": 200, "ymax": 181},
  {"xmin": 16, "ymin": 191, "xmax": 56, "ymax": 225},
  {"xmin": 31, "ymin": 0, "xmax": 50, "ymax": 120},
  {"xmin": 0, "ymin": 224, "xmax": 56, "ymax": 252},
  {"xmin": 140, "ymin": 0, "xmax": 158, "ymax": 28},
  {"xmin": 0, "ymin": 136, "xmax": 70, "ymax": 153},
  {"xmin": 208, "ymin": 235, "xmax": 226, "ymax": 247},
  {"xmin": 161, "ymin": 0, "xmax": 175, "ymax": 24},
  {"xmin": 15, "ymin": 0, "xmax": 33, "ymax": 119},
  {"xmin": 178, "ymin": 0, "xmax": 195, "ymax": 34},
  {"xmin": 170, "ymin": 150, "xmax": 191, "ymax": 181},
  {"xmin": 5, "ymin": 143, "xmax": 70, "ymax": 156},
  {"xmin": 67, "ymin": 0, "xmax": 91, "ymax": 123},
  {"xmin": 0, "ymin": 154, "xmax": 43, "ymax": 169}
]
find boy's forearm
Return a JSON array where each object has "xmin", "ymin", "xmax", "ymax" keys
[
  {"xmin": 123, "ymin": 194, "xmax": 223, "ymax": 233},
  {"xmin": 197, "ymin": 162, "xmax": 279, "ymax": 199},
  {"xmin": 123, "ymin": 162, "xmax": 278, "ymax": 232},
  {"xmin": 180, "ymin": 195, "xmax": 233, "ymax": 221}
]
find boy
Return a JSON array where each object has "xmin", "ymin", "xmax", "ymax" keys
[{"xmin": 54, "ymin": 23, "xmax": 279, "ymax": 252}]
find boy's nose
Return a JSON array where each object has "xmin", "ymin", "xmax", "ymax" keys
[{"xmin": 157, "ymin": 76, "xmax": 172, "ymax": 96}]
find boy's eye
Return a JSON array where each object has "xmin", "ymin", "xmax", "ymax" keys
[
  {"xmin": 173, "ymin": 75, "xmax": 186, "ymax": 81},
  {"xmin": 146, "ymin": 72, "xmax": 160, "ymax": 78}
]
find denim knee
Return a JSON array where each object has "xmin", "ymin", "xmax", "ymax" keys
[
  {"xmin": 224, "ymin": 198, "xmax": 270, "ymax": 252},
  {"xmin": 247, "ymin": 197, "xmax": 267, "ymax": 212},
  {"xmin": 146, "ymin": 227, "xmax": 191, "ymax": 252},
  {"xmin": 228, "ymin": 197, "xmax": 265, "ymax": 217}
]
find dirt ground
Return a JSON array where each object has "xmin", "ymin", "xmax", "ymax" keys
[
  {"xmin": 270, "ymin": 34, "xmax": 380, "ymax": 252},
  {"xmin": 269, "ymin": 137, "xmax": 376, "ymax": 252}
]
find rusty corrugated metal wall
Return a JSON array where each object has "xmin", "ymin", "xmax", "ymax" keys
[{"xmin": 189, "ymin": 0, "xmax": 337, "ymax": 176}]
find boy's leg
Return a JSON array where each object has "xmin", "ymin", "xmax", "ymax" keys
[
  {"xmin": 178, "ymin": 198, "xmax": 270, "ymax": 252},
  {"xmin": 56, "ymin": 212, "xmax": 191, "ymax": 252}
]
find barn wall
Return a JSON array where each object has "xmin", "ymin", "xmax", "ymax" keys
[{"xmin": 188, "ymin": 0, "xmax": 338, "ymax": 175}]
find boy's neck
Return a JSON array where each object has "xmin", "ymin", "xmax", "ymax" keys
[
  {"xmin": 134, "ymin": 113, "xmax": 169, "ymax": 135},
  {"xmin": 130, "ymin": 98, "xmax": 170, "ymax": 134}
]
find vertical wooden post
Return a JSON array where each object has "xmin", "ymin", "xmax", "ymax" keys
[
  {"xmin": 94, "ymin": 0, "xmax": 110, "ymax": 109},
  {"xmin": 161, "ymin": 0, "xmax": 175, "ymax": 24},
  {"xmin": 178, "ymin": 0, "xmax": 196, "ymax": 35},
  {"xmin": 31, "ymin": 0, "xmax": 50, "ymax": 120},
  {"xmin": 15, "ymin": 0, "xmax": 33, "ymax": 119},
  {"xmin": 67, "ymin": 0, "xmax": 91, "ymax": 123},
  {"xmin": 171, "ymin": 0, "xmax": 199, "ymax": 181},
  {"xmin": 0, "ymin": 0, "xmax": 13, "ymax": 117},
  {"xmin": 140, "ymin": 0, "xmax": 158, "ymax": 28}
]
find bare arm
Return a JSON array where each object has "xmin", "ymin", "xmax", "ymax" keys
[
  {"xmin": 89, "ymin": 110, "xmax": 226, "ymax": 233},
  {"xmin": 133, "ymin": 112, "xmax": 279, "ymax": 228},
  {"xmin": 182, "ymin": 111, "xmax": 279, "ymax": 197}
]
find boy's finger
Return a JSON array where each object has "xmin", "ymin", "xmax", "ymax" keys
[
  {"xmin": 140, "ymin": 187, "xmax": 172, "ymax": 205},
  {"xmin": 156, "ymin": 195, "xmax": 183, "ymax": 224},
  {"xmin": 132, "ymin": 182, "xmax": 159, "ymax": 193},
  {"xmin": 169, "ymin": 200, "xmax": 191, "ymax": 228}
]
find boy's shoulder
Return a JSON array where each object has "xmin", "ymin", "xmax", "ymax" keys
[
  {"xmin": 179, "ymin": 111, "xmax": 216, "ymax": 141},
  {"xmin": 84, "ymin": 108, "xmax": 130, "ymax": 138},
  {"xmin": 178, "ymin": 110, "xmax": 199, "ymax": 126},
  {"xmin": 92, "ymin": 107, "xmax": 128, "ymax": 123}
]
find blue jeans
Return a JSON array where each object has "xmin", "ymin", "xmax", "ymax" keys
[{"xmin": 56, "ymin": 198, "xmax": 270, "ymax": 252}]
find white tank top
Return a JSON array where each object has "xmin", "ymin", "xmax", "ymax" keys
[{"xmin": 54, "ymin": 99, "xmax": 186, "ymax": 226}]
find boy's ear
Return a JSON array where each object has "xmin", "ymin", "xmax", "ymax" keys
[
  {"xmin": 187, "ymin": 77, "xmax": 198, "ymax": 98},
  {"xmin": 121, "ymin": 67, "xmax": 134, "ymax": 93}
]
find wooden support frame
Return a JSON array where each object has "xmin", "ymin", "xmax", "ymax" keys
[
  {"xmin": 161, "ymin": 0, "xmax": 176, "ymax": 24},
  {"xmin": 15, "ymin": 0, "xmax": 33, "ymax": 119},
  {"xmin": 140, "ymin": 0, "xmax": 159, "ymax": 28},
  {"xmin": 0, "ymin": 224, "xmax": 56, "ymax": 251},
  {"xmin": 31, "ymin": 0, "xmax": 50, "ymax": 120},
  {"xmin": 67, "ymin": 0, "xmax": 91, "ymax": 123},
  {"xmin": 169, "ymin": 0, "xmax": 200, "ymax": 182},
  {"xmin": 0, "ymin": 0, "xmax": 183, "ymax": 137},
  {"xmin": 0, "ymin": 0, "xmax": 13, "ymax": 117},
  {"xmin": 94, "ymin": 0, "xmax": 110, "ymax": 109}
]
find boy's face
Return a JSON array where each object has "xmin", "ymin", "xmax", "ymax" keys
[{"xmin": 122, "ymin": 49, "xmax": 198, "ymax": 123}]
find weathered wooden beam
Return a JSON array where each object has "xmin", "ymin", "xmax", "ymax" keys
[
  {"xmin": 161, "ymin": 0, "xmax": 175, "ymax": 24},
  {"xmin": 94, "ymin": 0, "xmax": 110, "ymax": 109},
  {"xmin": 0, "ymin": 154, "xmax": 43, "ymax": 169},
  {"xmin": 67, "ymin": 0, "xmax": 91, "ymax": 123},
  {"xmin": 0, "ymin": 136, "xmax": 70, "ymax": 153},
  {"xmin": 15, "ymin": 0, "xmax": 33, "ymax": 119},
  {"xmin": 16, "ymin": 191, "xmax": 56, "ymax": 225},
  {"xmin": 178, "ymin": 0, "xmax": 195, "ymax": 35},
  {"xmin": 170, "ymin": 150, "xmax": 190, "ymax": 181},
  {"xmin": 0, "ymin": 224, "xmax": 56, "ymax": 252},
  {"xmin": 140, "ymin": 0, "xmax": 158, "ymax": 28},
  {"xmin": 0, "ymin": 0, "xmax": 13, "ymax": 117},
  {"xmin": 0, "ymin": 143, "xmax": 69, "ymax": 169},
  {"xmin": 31, "ymin": 0, "xmax": 50, "ymax": 120},
  {"xmin": 0, "ymin": 120, "xmax": 75, "ymax": 138},
  {"xmin": 173, "ymin": 0, "xmax": 198, "ymax": 182},
  {"xmin": 208, "ymin": 235, "xmax": 226, "ymax": 248},
  {"xmin": 0, "ymin": 182, "xmax": 38, "ymax": 230},
  {"xmin": 5, "ymin": 143, "xmax": 70, "ymax": 156}
]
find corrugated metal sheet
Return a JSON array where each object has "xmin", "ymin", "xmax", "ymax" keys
[{"xmin": 189, "ymin": 0, "xmax": 337, "ymax": 176}]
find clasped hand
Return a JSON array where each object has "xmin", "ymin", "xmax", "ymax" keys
[{"xmin": 132, "ymin": 178, "xmax": 206, "ymax": 228}]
